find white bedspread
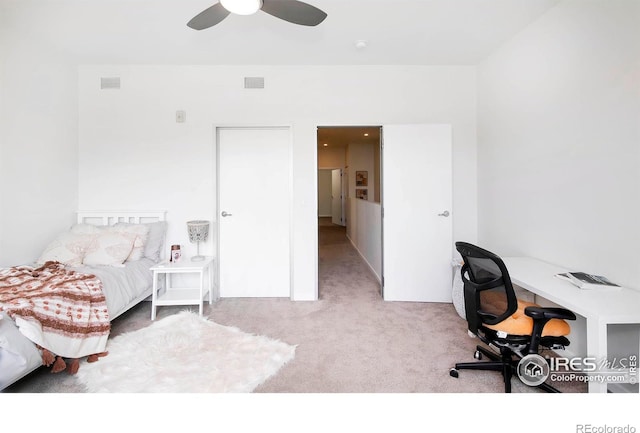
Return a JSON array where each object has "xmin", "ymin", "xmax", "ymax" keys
[
  {"xmin": 73, "ymin": 258, "xmax": 155, "ymax": 319},
  {"xmin": 0, "ymin": 312, "xmax": 42, "ymax": 389}
]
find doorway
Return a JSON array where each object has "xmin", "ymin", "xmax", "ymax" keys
[
  {"xmin": 318, "ymin": 168, "xmax": 345, "ymax": 226},
  {"xmin": 316, "ymin": 126, "xmax": 383, "ymax": 298},
  {"xmin": 316, "ymin": 123, "xmax": 454, "ymax": 303}
]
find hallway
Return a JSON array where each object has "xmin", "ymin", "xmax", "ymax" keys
[{"xmin": 317, "ymin": 217, "xmax": 382, "ymax": 301}]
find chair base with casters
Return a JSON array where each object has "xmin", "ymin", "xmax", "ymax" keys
[
  {"xmin": 449, "ymin": 333, "xmax": 568, "ymax": 393},
  {"xmin": 450, "ymin": 242, "xmax": 576, "ymax": 393}
]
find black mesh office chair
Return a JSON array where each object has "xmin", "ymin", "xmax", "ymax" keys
[{"xmin": 449, "ymin": 242, "xmax": 576, "ymax": 393}]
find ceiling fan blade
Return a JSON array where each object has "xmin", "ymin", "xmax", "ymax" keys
[
  {"xmin": 261, "ymin": 0, "xmax": 327, "ymax": 26},
  {"xmin": 187, "ymin": 3, "xmax": 231, "ymax": 30}
]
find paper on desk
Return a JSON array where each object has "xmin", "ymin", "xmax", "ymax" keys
[{"xmin": 555, "ymin": 272, "xmax": 621, "ymax": 290}]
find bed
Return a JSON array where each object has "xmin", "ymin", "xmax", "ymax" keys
[{"xmin": 0, "ymin": 210, "xmax": 167, "ymax": 390}]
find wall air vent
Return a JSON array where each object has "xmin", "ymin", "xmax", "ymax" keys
[
  {"xmin": 100, "ymin": 77, "xmax": 121, "ymax": 90},
  {"xmin": 244, "ymin": 77, "xmax": 265, "ymax": 89}
]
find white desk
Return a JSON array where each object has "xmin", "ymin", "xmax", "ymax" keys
[{"xmin": 503, "ymin": 257, "xmax": 640, "ymax": 393}]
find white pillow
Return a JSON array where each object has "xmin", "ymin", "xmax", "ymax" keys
[
  {"xmin": 108, "ymin": 224, "xmax": 150, "ymax": 262},
  {"xmin": 37, "ymin": 232, "xmax": 90, "ymax": 266},
  {"xmin": 83, "ymin": 232, "xmax": 135, "ymax": 267},
  {"xmin": 116, "ymin": 221, "xmax": 167, "ymax": 263},
  {"xmin": 72, "ymin": 223, "xmax": 150, "ymax": 262},
  {"xmin": 144, "ymin": 221, "xmax": 167, "ymax": 262}
]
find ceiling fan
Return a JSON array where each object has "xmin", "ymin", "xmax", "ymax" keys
[{"xmin": 187, "ymin": 0, "xmax": 328, "ymax": 30}]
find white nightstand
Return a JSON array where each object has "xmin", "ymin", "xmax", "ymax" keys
[{"xmin": 150, "ymin": 257, "xmax": 216, "ymax": 320}]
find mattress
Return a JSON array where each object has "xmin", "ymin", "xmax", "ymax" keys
[{"xmin": 0, "ymin": 258, "xmax": 155, "ymax": 390}]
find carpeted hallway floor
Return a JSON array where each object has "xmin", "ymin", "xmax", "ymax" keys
[{"xmin": 4, "ymin": 218, "xmax": 585, "ymax": 393}]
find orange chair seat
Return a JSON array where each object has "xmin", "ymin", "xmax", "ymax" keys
[{"xmin": 485, "ymin": 300, "xmax": 571, "ymax": 337}]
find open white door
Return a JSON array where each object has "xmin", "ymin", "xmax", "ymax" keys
[
  {"xmin": 331, "ymin": 169, "xmax": 344, "ymax": 226},
  {"xmin": 217, "ymin": 127, "xmax": 291, "ymax": 298},
  {"xmin": 382, "ymin": 124, "xmax": 453, "ymax": 302}
]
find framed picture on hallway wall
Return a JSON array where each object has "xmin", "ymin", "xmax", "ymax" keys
[
  {"xmin": 356, "ymin": 189, "xmax": 368, "ymax": 200},
  {"xmin": 356, "ymin": 171, "xmax": 368, "ymax": 187}
]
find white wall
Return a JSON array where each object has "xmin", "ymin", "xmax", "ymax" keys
[
  {"xmin": 0, "ymin": 5, "xmax": 79, "ymax": 267},
  {"xmin": 346, "ymin": 198, "xmax": 382, "ymax": 280},
  {"xmin": 348, "ymin": 142, "xmax": 376, "ymax": 203},
  {"xmin": 78, "ymin": 65, "xmax": 478, "ymax": 300},
  {"xmin": 317, "ymin": 146, "xmax": 346, "ymax": 169},
  {"xmin": 0, "ymin": 9, "xmax": 6, "ymax": 259},
  {"xmin": 477, "ymin": 0, "xmax": 640, "ymax": 388},
  {"xmin": 477, "ymin": 0, "xmax": 640, "ymax": 290}
]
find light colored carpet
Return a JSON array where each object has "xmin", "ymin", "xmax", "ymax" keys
[{"xmin": 75, "ymin": 311, "xmax": 295, "ymax": 392}]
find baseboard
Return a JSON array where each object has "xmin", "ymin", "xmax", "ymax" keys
[
  {"xmin": 346, "ymin": 233, "xmax": 381, "ymax": 284},
  {"xmin": 318, "ymin": 215, "xmax": 332, "ymax": 218}
]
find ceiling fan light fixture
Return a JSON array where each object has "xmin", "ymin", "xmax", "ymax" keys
[
  {"xmin": 220, "ymin": 0, "xmax": 263, "ymax": 15},
  {"xmin": 188, "ymin": 0, "xmax": 326, "ymax": 30}
]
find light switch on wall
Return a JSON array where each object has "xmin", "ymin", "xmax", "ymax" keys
[{"xmin": 176, "ymin": 110, "xmax": 186, "ymax": 123}]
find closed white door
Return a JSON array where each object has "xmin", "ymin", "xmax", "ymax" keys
[
  {"xmin": 217, "ymin": 127, "xmax": 291, "ymax": 298},
  {"xmin": 331, "ymin": 169, "xmax": 344, "ymax": 226},
  {"xmin": 382, "ymin": 124, "xmax": 453, "ymax": 302}
]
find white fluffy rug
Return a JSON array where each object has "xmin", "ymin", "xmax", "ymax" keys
[{"xmin": 75, "ymin": 311, "xmax": 296, "ymax": 392}]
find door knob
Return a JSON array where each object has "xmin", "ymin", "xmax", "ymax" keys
[
  {"xmin": 221, "ymin": 211, "xmax": 232, "ymax": 217},
  {"xmin": 438, "ymin": 211, "xmax": 450, "ymax": 217}
]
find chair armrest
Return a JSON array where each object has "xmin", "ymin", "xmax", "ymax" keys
[{"xmin": 524, "ymin": 306, "xmax": 576, "ymax": 321}]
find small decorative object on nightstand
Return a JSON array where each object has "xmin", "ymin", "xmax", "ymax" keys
[
  {"xmin": 170, "ymin": 244, "xmax": 181, "ymax": 262},
  {"xmin": 187, "ymin": 220, "xmax": 209, "ymax": 262}
]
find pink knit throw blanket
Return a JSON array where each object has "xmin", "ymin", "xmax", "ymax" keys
[{"xmin": 0, "ymin": 261, "xmax": 110, "ymax": 359}]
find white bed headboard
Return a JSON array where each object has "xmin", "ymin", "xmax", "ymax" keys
[
  {"xmin": 77, "ymin": 210, "xmax": 168, "ymax": 261},
  {"xmin": 76, "ymin": 210, "xmax": 166, "ymax": 226}
]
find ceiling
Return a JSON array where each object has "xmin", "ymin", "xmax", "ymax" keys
[
  {"xmin": 1, "ymin": 0, "xmax": 561, "ymax": 65},
  {"xmin": 318, "ymin": 126, "xmax": 381, "ymax": 151},
  {"xmin": 2, "ymin": 0, "xmax": 561, "ymax": 153}
]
